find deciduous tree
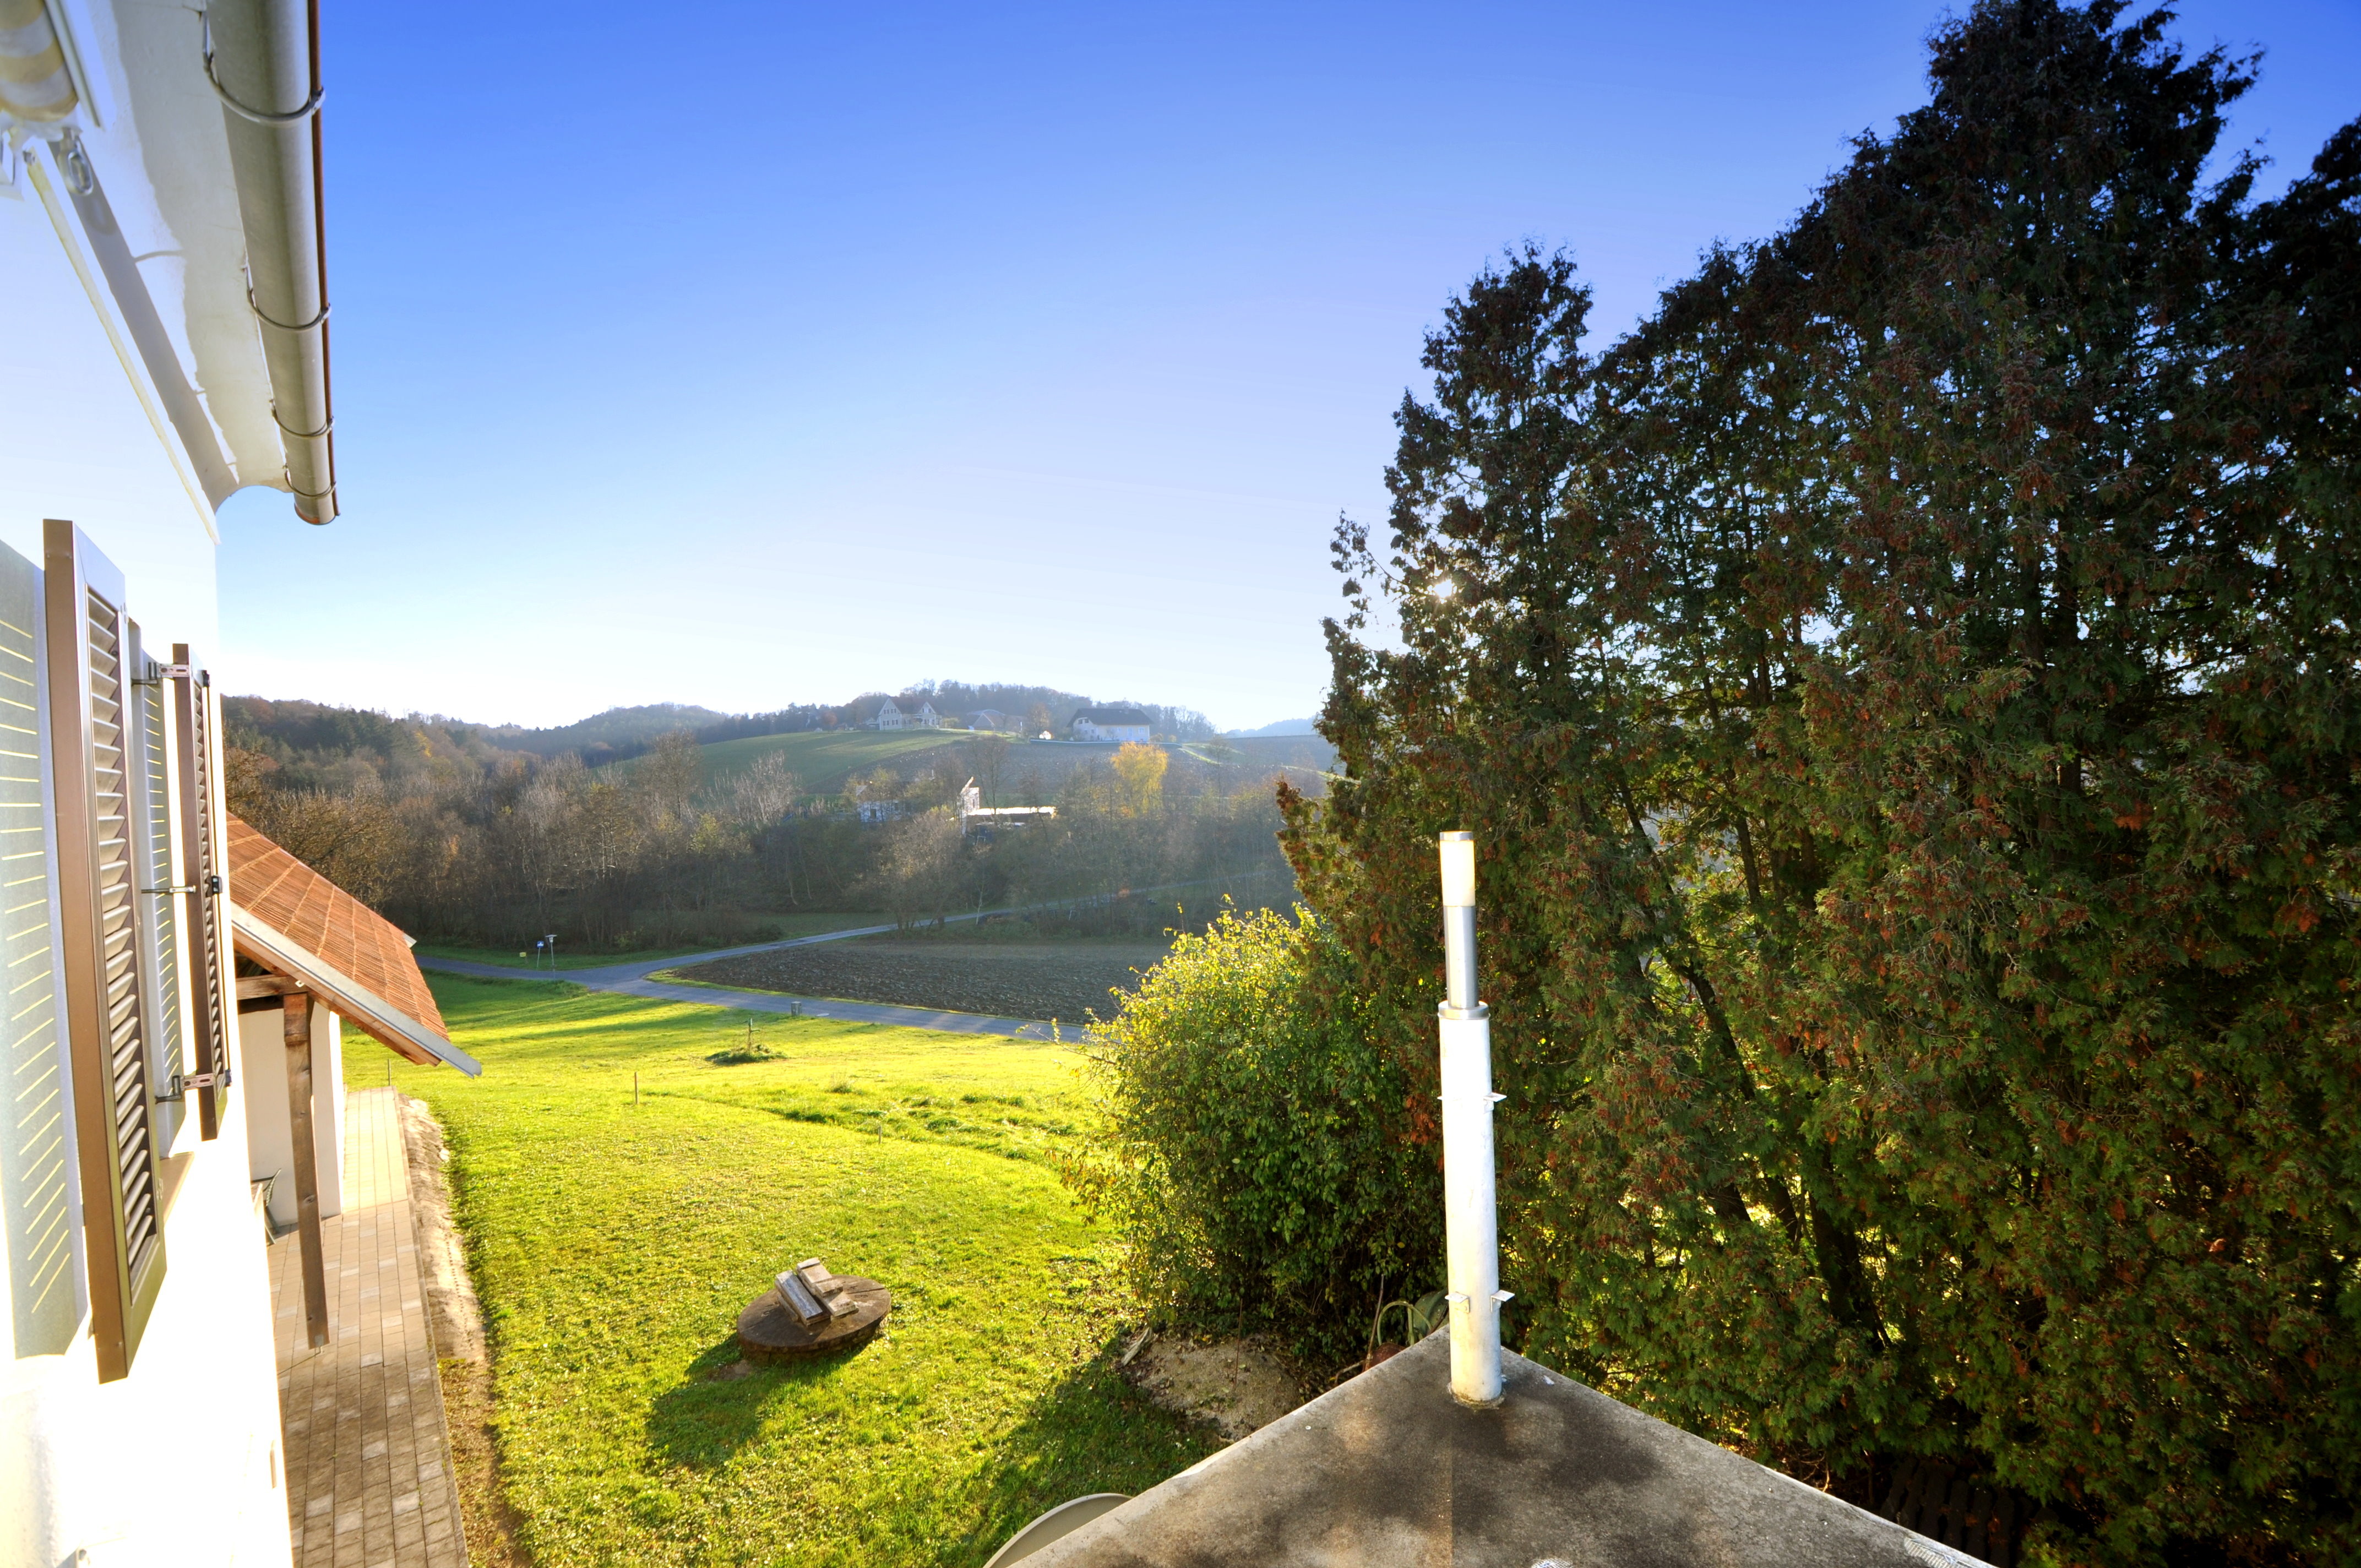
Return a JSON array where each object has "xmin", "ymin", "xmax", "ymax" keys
[{"xmin": 1111, "ymin": 741, "xmax": 1169, "ymax": 816}]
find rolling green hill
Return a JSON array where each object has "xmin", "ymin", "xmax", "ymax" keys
[
  {"xmin": 625, "ymin": 726, "xmax": 1339, "ymax": 804},
  {"xmin": 686, "ymin": 729, "xmax": 973, "ymax": 797}
]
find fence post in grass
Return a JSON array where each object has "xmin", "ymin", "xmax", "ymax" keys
[{"xmin": 1438, "ymin": 830, "xmax": 1506, "ymax": 1406}]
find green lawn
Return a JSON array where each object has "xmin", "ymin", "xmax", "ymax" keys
[
  {"xmin": 611, "ymin": 725, "xmax": 1332, "ymax": 803},
  {"xmin": 415, "ymin": 914, "xmax": 894, "ymax": 971},
  {"xmin": 365, "ymin": 976, "xmax": 1216, "ymax": 1566},
  {"xmin": 677, "ymin": 729, "xmax": 979, "ymax": 798}
]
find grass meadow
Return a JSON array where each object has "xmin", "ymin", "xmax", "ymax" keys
[
  {"xmin": 680, "ymin": 728, "xmax": 1182, "ymax": 802},
  {"xmin": 365, "ymin": 976, "xmax": 1219, "ymax": 1566},
  {"xmin": 675, "ymin": 729, "xmax": 982, "ymax": 798}
]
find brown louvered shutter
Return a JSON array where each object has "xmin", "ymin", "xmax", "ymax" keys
[
  {"xmin": 44, "ymin": 519, "xmax": 165, "ymax": 1382},
  {"xmin": 172, "ymin": 645, "xmax": 231, "ymax": 1141}
]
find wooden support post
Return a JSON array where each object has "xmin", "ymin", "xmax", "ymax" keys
[{"xmin": 284, "ymin": 992, "xmax": 329, "ymax": 1349}]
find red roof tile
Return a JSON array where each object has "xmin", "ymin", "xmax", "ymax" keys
[{"xmin": 226, "ymin": 813, "xmax": 453, "ymax": 1059}]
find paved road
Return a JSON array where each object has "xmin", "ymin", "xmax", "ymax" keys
[
  {"xmin": 415, "ymin": 921, "xmax": 1062, "ymax": 1039},
  {"xmin": 413, "ymin": 875, "xmax": 1276, "ymax": 1039}
]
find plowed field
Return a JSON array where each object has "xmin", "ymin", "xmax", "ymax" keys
[{"xmin": 672, "ymin": 939, "xmax": 1173, "ymax": 1023}]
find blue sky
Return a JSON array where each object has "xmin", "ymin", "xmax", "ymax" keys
[{"xmin": 214, "ymin": 1, "xmax": 2360, "ymax": 733}]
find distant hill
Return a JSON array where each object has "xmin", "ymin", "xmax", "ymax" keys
[
  {"xmin": 483, "ymin": 703, "xmax": 729, "ymax": 760},
  {"xmin": 228, "ymin": 683, "xmax": 1227, "ymax": 778},
  {"xmin": 224, "ymin": 696, "xmax": 530, "ymax": 793},
  {"xmin": 502, "ymin": 685, "xmax": 1215, "ymax": 765},
  {"xmin": 678, "ymin": 727, "xmax": 1336, "ymax": 803},
  {"xmin": 682, "ymin": 729, "xmax": 1150, "ymax": 801},
  {"xmin": 228, "ymin": 698, "xmax": 746, "ymax": 780},
  {"xmin": 1223, "ymin": 717, "xmax": 1318, "ymax": 738},
  {"xmin": 687, "ymin": 729, "xmax": 978, "ymax": 799}
]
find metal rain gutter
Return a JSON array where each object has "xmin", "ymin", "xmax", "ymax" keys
[
  {"xmin": 1438, "ymin": 830, "xmax": 1508, "ymax": 1406},
  {"xmin": 232, "ymin": 909, "xmax": 483, "ymax": 1076},
  {"xmin": 204, "ymin": 0, "xmax": 336, "ymax": 523}
]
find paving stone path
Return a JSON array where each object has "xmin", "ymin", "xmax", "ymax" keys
[{"xmin": 272, "ymin": 1086, "xmax": 467, "ymax": 1568}]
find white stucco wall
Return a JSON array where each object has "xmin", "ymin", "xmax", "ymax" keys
[
  {"xmin": 0, "ymin": 979, "xmax": 292, "ymax": 1568},
  {"xmin": 0, "ymin": 29, "xmax": 295, "ymax": 1560},
  {"xmin": 238, "ymin": 1006, "xmax": 345, "ymax": 1232},
  {"xmin": 1074, "ymin": 722, "xmax": 1151, "ymax": 743}
]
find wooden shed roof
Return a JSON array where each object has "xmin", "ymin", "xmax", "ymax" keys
[{"xmin": 226, "ymin": 814, "xmax": 478, "ymax": 1075}]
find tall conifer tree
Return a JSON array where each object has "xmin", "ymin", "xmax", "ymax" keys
[{"xmin": 1286, "ymin": 3, "xmax": 2361, "ymax": 1558}]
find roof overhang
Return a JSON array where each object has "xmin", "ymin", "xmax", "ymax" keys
[{"xmin": 233, "ymin": 908, "xmax": 482, "ymax": 1076}]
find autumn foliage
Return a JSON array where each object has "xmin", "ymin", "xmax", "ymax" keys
[{"xmin": 1280, "ymin": 3, "xmax": 2360, "ymax": 1560}]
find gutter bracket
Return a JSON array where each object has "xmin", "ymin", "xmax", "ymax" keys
[{"xmin": 200, "ymin": 11, "xmax": 322, "ymax": 124}]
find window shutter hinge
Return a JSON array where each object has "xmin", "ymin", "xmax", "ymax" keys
[{"xmin": 162, "ymin": 1068, "xmax": 230, "ymax": 1101}]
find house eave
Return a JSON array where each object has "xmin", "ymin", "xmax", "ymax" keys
[{"xmin": 232, "ymin": 908, "xmax": 481, "ymax": 1075}]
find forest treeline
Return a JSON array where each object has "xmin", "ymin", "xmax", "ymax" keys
[
  {"xmin": 230, "ymin": 682, "xmax": 1213, "ymax": 771},
  {"xmin": 225, "ymin": 696, "xmax": 1290, "ymax": 950}
]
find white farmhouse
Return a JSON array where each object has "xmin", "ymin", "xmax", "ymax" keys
[
  {"xmin": 2, "ymin": 7, "xmax": 481, "ymax": 1565},
  {"xmin": 869, "ymin": 698, "xmax": 942, "ymax": 731},
  {"xmin": 1069, "ymin": 705, "xmax": 1152, "ymax": 743}
]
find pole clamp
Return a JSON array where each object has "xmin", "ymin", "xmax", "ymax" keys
[{"xmin": 200, "ymin": 12, "xmax": 324, "ymax": 126}]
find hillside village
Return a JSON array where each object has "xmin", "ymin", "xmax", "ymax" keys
[{"xmin": 868, "ymin": 696, "xmax": 1160, "ymax": 743}]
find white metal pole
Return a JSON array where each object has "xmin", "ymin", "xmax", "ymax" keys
[{"xmin": 1438, "ymin": 830, "xmax": 1505, "ymax": 1405}]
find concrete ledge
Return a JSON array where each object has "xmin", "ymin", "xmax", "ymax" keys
[{"xmin": 1026, "ymin": 1333, "xmax": 1978, "ymax": 1568}]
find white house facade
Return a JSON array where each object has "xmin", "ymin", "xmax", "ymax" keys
[
  {"xmin": 871, "ymin": 698, "xmax": 940, "ymax": 731},
  {"xmin": 0, "ymin": 5, "xmax": 477, "ymax": 1565},
  {"xmin": 1069, "ymin": 706, "xmax": 1152, "ymax": 744}
]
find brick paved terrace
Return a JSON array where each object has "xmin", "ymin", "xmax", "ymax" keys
[{"xmin": 271, "ymin": 1085, "xmax": 469, "ymax": 1568}]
